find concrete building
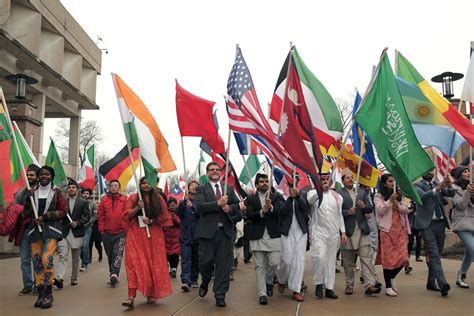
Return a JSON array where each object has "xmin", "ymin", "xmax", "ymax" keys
[
  {"xmin": 0, "ymin": 0, "xmax": 101, "ymax": 175},
  {"xmin": 0, "ymin": 0, "xmax": 101, "ymax": 252}
]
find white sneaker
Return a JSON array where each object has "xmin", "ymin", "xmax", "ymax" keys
[
  {"xmin": 391, "ymin": 279, "xmax": 398, "ymax": 293},
  {"xmin": 386, "ymin": 288, "xmax": 398, "ymax": 297},
  {"xmin": 79, "ymin": 266, "xmax": 87, "ymax": 272}
]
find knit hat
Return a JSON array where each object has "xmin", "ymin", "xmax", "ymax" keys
[{"xmin": 450, "ymin": 165, "xmax": 469, "ymax": 180}]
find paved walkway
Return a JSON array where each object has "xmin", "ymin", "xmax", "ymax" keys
[{"xmin": 0, "ymin": 252, "xmax": 472, "ymax": 315}]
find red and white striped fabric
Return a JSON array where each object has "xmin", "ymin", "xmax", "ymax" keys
[
  {"xmin": 226, "ymin": 47, "xmax": 294, "ymax": 178},
  {"xmin": 432, "ymin": 147, "xmax": 456, "ymax": 181}
]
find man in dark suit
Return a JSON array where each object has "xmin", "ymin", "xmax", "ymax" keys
[
  {"xmin": 56, "ymin": 181, "xmax": 90, "ymax": 286},
  {"xmin": 195, "ymin": 162, "xmax": 243, "ymax": 307},
  {"xmin": 336, "ymin": 173, "xmax": 380, "ymax": 296},
  {"xmin": 414, "ymin": 170, "xmax": 455, "ymax": 296},
  {"xmin": 246, "ymin": 173, "xmax": 285, "ymax": 305}
]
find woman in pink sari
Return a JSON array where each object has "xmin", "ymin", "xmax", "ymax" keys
[{"xmin": 121, "ymin": 177, "xmax": 173, "ymax": 308}]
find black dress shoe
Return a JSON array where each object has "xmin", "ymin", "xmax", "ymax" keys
[
  {"xmin": 426, "ymin": 284, "xmax": 440, "ymax": 292},
  {"xmin": 215, "ymin": 297, "xmax": 226, "ymax": 307},
  {"xmin": 259, "ymin": 296, "xmax": 268, "ymax": 305},
  {"xmin": 325, "ymin": 289, "xmax": 338, "ymax": 299},
  {"xmin": 54, "ymin": 278, "xmax": 63, "ymax": 289},
  {"xmin": 315, "ymin": 284, "xmax": 323, "ymax": 298},
  {"xmin": 199, "ymin": 284, "xmax": 208, "ymax": 297},
  {"xmin": 266, "ymin": 283, "xmax": 274, "ymax": 297},
  {"xmin": 440, "ymin": 284, "xmax": 450, "ymax": 297}
]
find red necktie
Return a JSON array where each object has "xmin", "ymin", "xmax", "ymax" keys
[{"xmin": 215, "ymin": 184, "xmax": 222, "ymax": 200}]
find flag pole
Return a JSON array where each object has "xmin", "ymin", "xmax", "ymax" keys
[
  {"xmin": 224, "ymin": 126, "xmax": 232, "ymax": 195},
  {"xmin": 353, "ymin": 132, "xmax": 366, "ymax": 207},
  {"xmin": 180, "ymin": 136, "xmax": 189, "ymax": 194},
  {"xmin": 242, "ymin": 155, "xmax": 256, "ymax": 191},
  {"xmin": 111, "ymin": 74, "xmax": 150, "ymax": 238},
  {"xmin": 0, "ymin": 88, "xmax": 41, "ymax": 231}
]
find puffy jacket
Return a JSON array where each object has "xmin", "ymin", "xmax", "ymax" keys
[
  {"xmin": 164, "ymin": 212, "xmax": 181, "ymax": 255},
  {"xmin": 451, "ymin": 184, "xmax": 474, "ymax": 232},
  {"xmin": 177, "ymin": 200, "xmax": 199, "ymax": 245},
  {"xmin": 0, "ymin": 204, "xmax": 24, "ymax": 243},
  {"xmin": 98, "ymin": 193, "xmax": 126, "ymax": 234}
]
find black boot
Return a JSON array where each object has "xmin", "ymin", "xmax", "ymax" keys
[
  {"xmin": 34, "ymin": 285, "xmax": 45, "ymax": 308},
  {"xmin": 41, "ymin": 285, "xmax": 53, "ymax": 309}
]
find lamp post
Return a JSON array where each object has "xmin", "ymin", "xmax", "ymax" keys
[
  {"xmin": 431, "ymin": 71, "xmax": 464, "ymax": 99},
  {"xmin": 5, "ymin": 73, "xmax": 38, "ymax": 100}
]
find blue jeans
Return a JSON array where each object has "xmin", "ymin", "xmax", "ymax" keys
[
  {"xmin": 457, "ymin": 231, "xmax": 474, "ymax": 274},
  {"xmin": 180, "ymin": 242, "xmax": 199, "ymax": 285},
  {"xmin": 19, "ymin": 231, "xmax": 34, "ymax": 288},
  {"xmin": 81, "ymin": 227, "xmax": 93, "ymax": 266}
]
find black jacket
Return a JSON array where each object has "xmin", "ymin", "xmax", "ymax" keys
[
  {"xmin": 195, "ymin": 182, "xmax": 242, "ymax": 239},
  {"xmin": 246, "ymin": 191, "xmax": 285, "ymax": 240},
  {"xmin": 278, "ymin": 194, "xmax": 310, "ymax": 236},
  {"xmin": 61, "ymin": 197, "xmax": 90, "ymax": 238}
]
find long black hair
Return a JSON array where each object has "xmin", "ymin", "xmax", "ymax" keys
[
  {"xmin": 135, "ymin": 176, "xmax": 163, "ymax": 219},
  {"xmin": 378, "ymin": 174, "xmax": 402, "ymax": 202}
]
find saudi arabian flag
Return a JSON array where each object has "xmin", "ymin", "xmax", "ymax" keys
[
  {"xmin": 239, "ymin": 155, "xmax": 261, "ymax": 185},
  {"xmin": 354, "ymin": 49, "xmax": 434, "ymax": 203},
  {"xmin": 45, "ymin": 139, "xmax": 67, "ymax": 187}
]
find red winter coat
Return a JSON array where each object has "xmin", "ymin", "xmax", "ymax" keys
[
  {"xmin": 164, "ymin": 212, "xmax": 181, "ymax": 255},
  {"xmin": 0, "ymin": 204, "xmax": 28, "ymax": 246},
  {"xmin": 98, "ymin": 193, "xmax": 127, "ymax": 234}
]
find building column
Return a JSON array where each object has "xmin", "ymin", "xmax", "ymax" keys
[
  {"xmin": 68, "ymin": 116, "xmax": 81, "ymax": 179},
  {"xmin": 32, "ymin": 93, "xmax": 45, "ymax": 159}
]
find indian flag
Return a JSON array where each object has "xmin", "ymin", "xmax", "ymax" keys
[
  {"xmin": 396, "ymin": 51, "xmax": 474, "ymax": 147},
  {"xmin": 78, "ymin": 145, "xmax": 95, "ymax": 189},
  {"xmin": 270, "ymin": 47, "xmax": 344, "ymax": 154},
  {"xmin": 112, "ymin": 73, "xmax": 176, "ymax": 187}
]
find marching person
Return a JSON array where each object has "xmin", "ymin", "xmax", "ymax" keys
[
  {"xmin": 165, "ymin": 197, "xmax": 181, "ymax": 278},
  {"xmin": 337, "ymin": 173, "xmax": 381, "ymax": 296},
  {"xmin": 276, "ymin": 181, "xmax": 310, "ymax": 302},
  {"xmin": 246, "ymin": 174, "xmax": 285, "ymax": 305},
  {"xmin": 13, "ymin": 164, "xmax": 40, "ymax": 295},
  {"xmin": 121, "ymin": 177, "xmax": 173, "ymax": 308},
  {"xmin": 97, "ymin": 180, "xmax": 127, "ymax": 287},
  {"xmin": 80, "ymin": 188, "xmax": 97, "ymax": 271},
  {"xmin": 56, "ymin": 181, "xmax": 90, "ymax": 287},
  {"xmin": 307, "ymin": 173, "xmax": 347, "ymax": 299},
  {"xmin": 177, "ymin": 180, "xmax": 200, "ymax": 292},
  {"xmin": 414, "ymin": 170, "xmax": 454, "ymax": 296},
  {"xmin": 450, "ymin": 166, "xmax": 474, "ymax": 289},
  {"xmin": 374, "ymin": 174, "xmax": 410, "ymax": 297},
  {"xmin": 26, "ymin": 166, "xmax": 67, "ymax": 308},
  {"xmin": 195, "ymin": 162, "xmax": 243, "ymax": 308}
]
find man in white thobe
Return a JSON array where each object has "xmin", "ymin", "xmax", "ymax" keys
[
  {"xmin": 276, "ymin": 187, "xmax": 309, "ymax": 302},
  {"xmin": 307, "ymin": 174, "xmax": 347, "ymax": 299}
]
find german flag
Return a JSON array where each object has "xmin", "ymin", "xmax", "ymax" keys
[{"xmin": 99, "ymin": 145, "xmax": 140, "ymax": 189}]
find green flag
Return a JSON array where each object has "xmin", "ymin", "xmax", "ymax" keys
[
  {"xmin": 239, "ymin": 155, "xmax": 261, "ymax": 185},
  {"xmin": 197, "ymin": 151, "xmax": 208, "ymax": 185},
  {"xmin": 354, "ymin": 49, "xmax": 434, "ymax": 203},
  {"xmin": 45, "ymin": 139, "xmax": 67, "ymax": 187}
]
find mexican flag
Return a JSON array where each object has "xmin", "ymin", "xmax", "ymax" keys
[
  {"xmin": 78, "ymin": 145, "xmax": 95, "ymax": 189},
  {"xmin": 45, "ymin": 139, "xmax": 67, "ymax": 187},
  {"xmin": 112, "ymin": 73, "xmax": 176, "ymax": 187},
  {"xmin": 355, "ymin": 49, "xmax": 434, "ymax": 203},
  {"xmin": 270, "ymin": 47, "xmax": 344, "ymax": 154}
]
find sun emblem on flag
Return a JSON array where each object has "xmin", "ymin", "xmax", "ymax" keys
[
  {"xmin": 280, "ymin": 112, "xmax": 289, "ymax": 135},
  {"xmin": 416, "ymin": 104, "xmax": 431, "ymax": 120}
]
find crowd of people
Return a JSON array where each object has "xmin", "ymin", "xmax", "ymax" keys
[{"xmin": 0, "ymin": 161, "xmax": 473, "ymax": 310}]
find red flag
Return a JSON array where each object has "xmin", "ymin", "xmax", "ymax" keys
[
  {"xmin": 175, "ymin": 81, "xmax": 225, "ymax": 153},
  {"xmin": 280, "ymin": 57, "xmax": 323, "ymax": 200}
]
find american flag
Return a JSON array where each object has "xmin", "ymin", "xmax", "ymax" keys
[
  {"xmin": 432, "ymin": 147, "xmax": 456, "ymax": 181},
  {"xmin": 226, "ymin": 47, "xmax": 294, "ymax": 178}
]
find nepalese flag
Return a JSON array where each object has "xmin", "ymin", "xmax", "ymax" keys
[{"xmin": 226, "ymin": 46, "xmax": 294, "ymax": 179}]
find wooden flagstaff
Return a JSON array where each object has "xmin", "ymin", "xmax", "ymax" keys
[
  {"xmin": 111, "ymin": 74, "xmax": 150, "ymax": 238},
  {"xmin": 0, "ymin": 88, "xmax": 41, "ymax": 231}
]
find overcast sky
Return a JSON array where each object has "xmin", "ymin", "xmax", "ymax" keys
[{"xmin": 44, "ymin": 0, "xmax": 473, "ymax": 181}]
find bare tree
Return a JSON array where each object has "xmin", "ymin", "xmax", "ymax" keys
[{"xmin": 54, "ymin": 119, "xmax": 103, "ymax": 165}]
